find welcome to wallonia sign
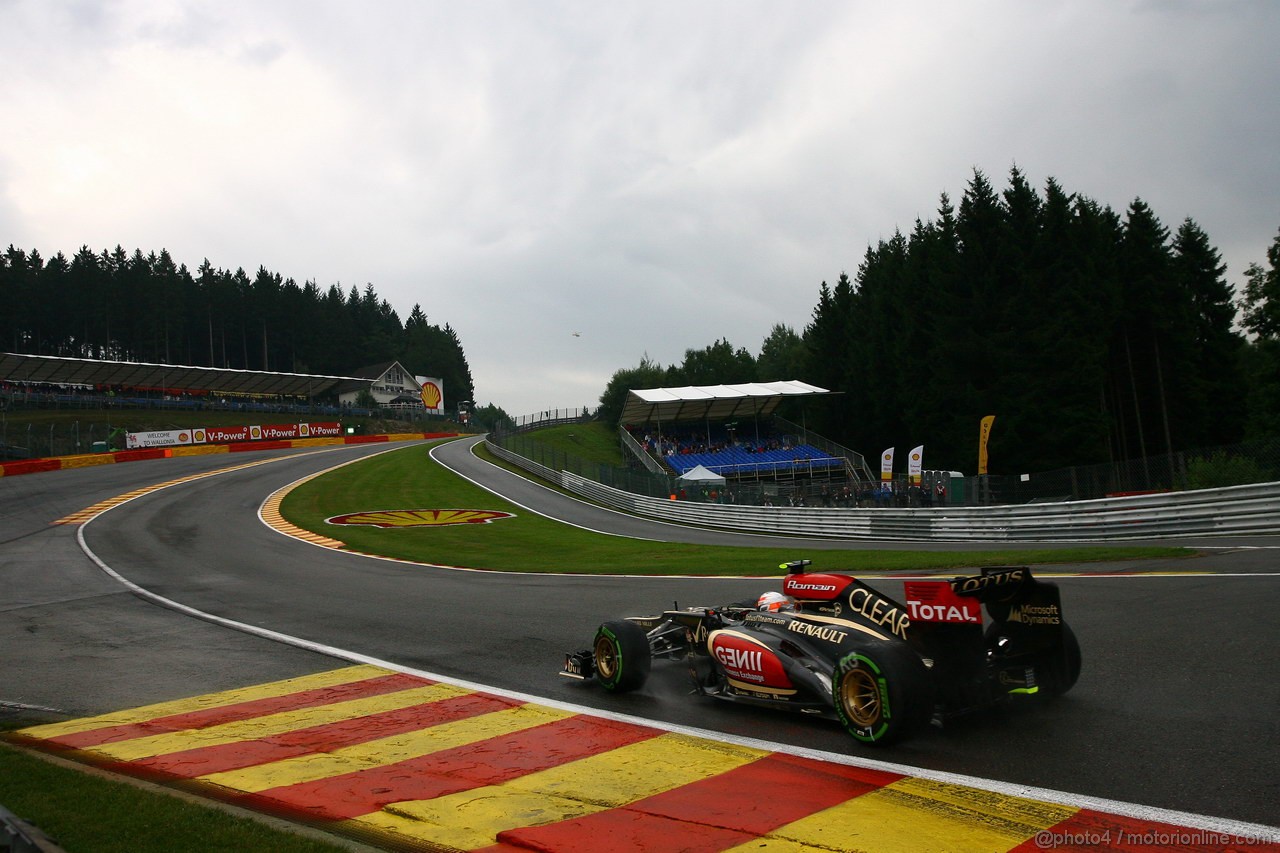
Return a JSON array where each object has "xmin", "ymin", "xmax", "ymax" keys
[{"xmin": 125, "ymin": 422, "xmax": 343, "ymax": 449}]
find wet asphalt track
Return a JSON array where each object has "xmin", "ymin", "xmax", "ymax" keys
[{"xmin": 2, "ymin": 437, "xmax": 1277, "ymax": 828}]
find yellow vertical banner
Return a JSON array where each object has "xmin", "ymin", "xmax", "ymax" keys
[
  {"xmin": 977, "ymin": 415, "xmax": 995, "ymax": 475},
  {"xmin": 880, "ymin": 447, "xmax": 895, "ymax": 481}
]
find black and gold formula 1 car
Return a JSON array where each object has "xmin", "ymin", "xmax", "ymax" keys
[{"xmin": 560, "ymin": 561, "xmax": 1081, "ymax": 745}]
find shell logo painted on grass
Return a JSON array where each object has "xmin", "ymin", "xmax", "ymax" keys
[{"xmin": 326, "ymin": 509, "xmax": 514, "ymax": 528}]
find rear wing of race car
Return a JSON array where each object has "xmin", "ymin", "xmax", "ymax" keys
[
  {"xmin": 950, "ymin": 565, "xmax": 1065, "ymax": 631},
  {"xmin": 903, "ymin": 565, "xmax": 1066, "ymax": 666},
  {"xmin": 902, "ymin": 566, "xmax": 1063, "ymax": 629}
]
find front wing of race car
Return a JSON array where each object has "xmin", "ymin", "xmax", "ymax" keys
[{"xmin": 560, "ymin": 649, "xmax": 596, "ymax": 680}]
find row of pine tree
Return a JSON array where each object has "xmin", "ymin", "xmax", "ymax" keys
[
  {"xmin": 601, "ymin": 169, "xmax": 1280, "ymax": 473},
  {"xmin": 0, "ymin": 245, "xmax": 475, "ymax": 407}
]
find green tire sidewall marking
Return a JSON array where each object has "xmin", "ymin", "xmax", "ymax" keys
[
  {"xmin": 849, "ymin": 652, "xmax": 882, "ymax": 676},
  {"xmin": 840, "ymin": 652, "xmax": 891, "ymax": 741},
  {"xmin": 597, "ymin": 626, "xmax": 621, "ymax": 685},
  {"xmin": 878, "ymin": 675, "xmax": 892, "ymax": 720}
]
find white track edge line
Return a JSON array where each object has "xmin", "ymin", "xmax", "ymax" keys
[
  {"xmin": 71, "ymin": 442, "xmax": 1280, "ymax": 841},
  {"xmin": 73, "ymin": 519, "xmax": 1280, "ymax": 842}
]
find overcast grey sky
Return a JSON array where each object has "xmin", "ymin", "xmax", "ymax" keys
[{"xmin": 3, "ymin": 1, "xmax": 1277, "ymax": 416}]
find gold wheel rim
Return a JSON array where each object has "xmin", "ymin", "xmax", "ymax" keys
[
  {"xmin": 841, "ymin": 668, "xmax": 881, "ymax": 727},
  {"xmin": 594, "ymin": 636, "xmax": 618, "ymax": 679}
]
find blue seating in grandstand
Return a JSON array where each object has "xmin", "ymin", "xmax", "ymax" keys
[{"xmin": 667, "ymin": 444, "xmax": 842, "ymax": 477}]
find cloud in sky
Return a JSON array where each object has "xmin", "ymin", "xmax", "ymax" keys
[{"xmin": 3, "ymin": 0, "xmax": 1277, "ymax": 416}]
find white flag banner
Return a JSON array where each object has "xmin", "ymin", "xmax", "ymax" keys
[
  {"xmin": 880, "ymin": 447, "xmax": 895, "ymax": 481},
  {"xmin": 908, "ymin": 445, "xmax": 924, "ymax": 483}
]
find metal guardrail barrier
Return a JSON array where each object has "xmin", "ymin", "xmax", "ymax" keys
[
  {"xmin": 0, "ymin": 803, "xmax": 66, "ymax": 853},
  {"xmin": 486, "ymin": 439, "xmax": 1280, "ymax": 540}
]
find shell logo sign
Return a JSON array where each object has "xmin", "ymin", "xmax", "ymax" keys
[
  {"xmin": 326, "ymin": 509, "xmax": 514, "ymax": 528},
  {"xmin": 420, "ymin": 381, "xmax": 443, "ymax": 410}
]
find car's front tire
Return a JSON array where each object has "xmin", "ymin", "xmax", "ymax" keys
[
  {"xmin": 593, "ymin": 620, "xmax": 651, "ymax": 692},
  {"xmin": 833, "ymin": 643, "xmax": 932, "ymax": 745}
]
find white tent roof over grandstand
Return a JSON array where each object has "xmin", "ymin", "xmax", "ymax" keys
[{"xmin": 620, "ymin": 380, "xmax": 832, "ymax": 425}]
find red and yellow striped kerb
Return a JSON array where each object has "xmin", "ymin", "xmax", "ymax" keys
[{"xmin": 11, "ymin": 665, "xmax": 1270, "ymax": 853}]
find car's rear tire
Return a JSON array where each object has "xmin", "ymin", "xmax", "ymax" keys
[
  {"xmin": 833, "ymin": 643, "xmax": 932, "ymax": 745},
  {"xmin": 593, "ymin": 620, "xmax": 651, "ymax": 692},
  {"xmin": 1044, "ymin": 624, "xmax": 1082, "ymax": 697}
]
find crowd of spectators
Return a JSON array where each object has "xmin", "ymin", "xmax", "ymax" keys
[
  {"xmin": 628, "ymin": 424, "xmax": 794, "ymax": 458},
  {"xmin": 626, "ymin": 422, "xmax": 845, "ymax": 481},
  {"xmin": 851, "ymin": 481, "xmax": 947, "ymax": 508},
  {"xmin": 669, "ymin": 473, "xmax": 953, "ymax": 507}
]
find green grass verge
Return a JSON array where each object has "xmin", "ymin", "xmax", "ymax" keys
[
  {"xmin": 280, "ymin": 439, "xmax": 1190, "ymax": 575},
  {"xmin": 0, "ymin": 743, "xmax": 353, "ymax": 853},
  {"xmin": 514, "ymin": 421, "xmax": 628, "ymax": 467}
]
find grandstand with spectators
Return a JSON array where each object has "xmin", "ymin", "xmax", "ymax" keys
[{"xmin": 616, "ymin": 382, "xmax": 876, "ymax": 504}]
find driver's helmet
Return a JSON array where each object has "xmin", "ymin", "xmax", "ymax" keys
[{"xmin": 757, "ymin": 591, "xmax": 797, "ymax": 613}]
